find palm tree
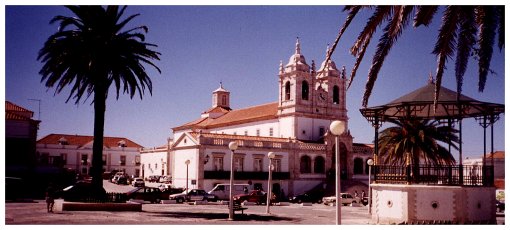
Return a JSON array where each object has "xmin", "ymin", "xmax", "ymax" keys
[
  {"xmin": 377, "ymin": 119, "xmax": 458, "ymax": 181},
  {"xmin": 325, "ymin": 6, "xmax": 504, "ymax": 107},
  {"xmin": 38, "ymin": 6, "xmax": 161, "ymax": 195}
]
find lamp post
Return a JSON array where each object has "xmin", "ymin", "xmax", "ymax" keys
[
  {"xmin": 185, "ymin": 160, "xmax": 190, "ymax": 195},
  {"xmin": 330, "ymin": 120, "xmax": 346, "ymax": 225},
  {"xmin": 266, "ymin": 152, "xmax": 276, "ymax": 214},
  {"xmin": 367, "ymin": 158, "xmax": 374, "ymax": 214},
  {"xmin": 228, "ymin": 141, "xmax": 238, "ymax": 221}
]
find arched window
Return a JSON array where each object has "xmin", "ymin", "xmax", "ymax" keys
[
  {"xmin": 353, "ymin": 157, "xmax": 364, "ymax": 174},
  {"xmin": 314, "ymin": 156, "xmax": 325, "ymax": 174},
  {"xmin": 285, "ymin": 81, "xmax": 291, "ymax": 100},
  {"xmin": 302, "ymin": 81, "xmax": 309, "ymax": 100},
  {"xmin": 300, "ymin": 155, "xmax": 311, "ymax": 173},
  {"xmin": 333, "ymin": 85, "xmax": 340, "ymax": 104}
]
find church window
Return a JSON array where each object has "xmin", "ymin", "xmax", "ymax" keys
[
  {"xmin": 300, "ymin": 155, "xmax": 312, "ymax": 173},
  {"xmin": 333, "ymin": 85, "xmax": 340, "ymax": 104},
  {"xmin": 244, "ymin": 130, "xmax": 248, "ymax": 136},
  {"xmin": 302, "ymin": 81, "xmax": 309, "ymax": 100},
  {"xmin": 314, "ymin": 156, "xmax": 325, "ymax": 174},
  {"xmin": 256, "ymin": 129, "xmax": 260, "ymax": 136},
  {"xmin": 269, "ymin": 128, "xmax": 274, "ymax": 137},
  {"xmin": 285, "ymin": 81, "xmax": 291, "ymax": 100},
  {"xmin": 354, "ymin": 157, "xmax": 364, "ymax": 174},
  {"xmin": 273, "ymin": 158, "xmax": 282, "ymax": 172}
]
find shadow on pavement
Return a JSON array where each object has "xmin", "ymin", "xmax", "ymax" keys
[{"xmin": 146, "ymin": 211, "xmax": 296, "ymax": 222}]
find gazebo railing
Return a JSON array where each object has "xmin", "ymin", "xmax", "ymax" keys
[{"xmin": 373, "ymin": 165, "xmax": 494, "ymax": 186}]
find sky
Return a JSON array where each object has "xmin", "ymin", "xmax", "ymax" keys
[{"xmin": 3, "ymin": 4, "xmax": 506, "ymax": 160}]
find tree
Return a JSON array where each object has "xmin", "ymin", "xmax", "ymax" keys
[
  {"xmin": 38, "ymin": 6, "xmax": 161, "ymax": 195},
  {"xmin": 378, "ymin": 119, "xmax": 458, "ymax": 172},
  {"xmin": 325, "ymin": 6, "xmax": 504, "ymax": 107}
]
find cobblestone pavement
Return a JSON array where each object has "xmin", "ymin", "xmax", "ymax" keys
[{"xmin": 5, "ymin": 200, "xmax": 371, "ymax": 225}]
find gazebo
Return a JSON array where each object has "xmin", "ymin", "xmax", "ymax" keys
[{"xmin": 360, "ymin": 81, "xmax": 504, "ymax": 224}]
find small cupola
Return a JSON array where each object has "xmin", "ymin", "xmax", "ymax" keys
[
  {"xmin": 58, "ymin": 137, "xmax": 68, "ymax": 145},
  {"xmin": 118, "ymin": 140, "xmax": 127, "ymax": 147},
  {"xmin": 317, "ymin": 45, "xmax": 340, "ymax": 78},
  {"xmin": 212, "ymin": 82, "xmax": 230, "ymax": 109},
  {"xmin": 285, "ymin": 37, "xmax": 310, "ymax": 73}
]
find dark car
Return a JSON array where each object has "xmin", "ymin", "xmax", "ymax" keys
[
  {"xmin": 60, "ymin": 181, "xmax": 106, "ymax": 202},
  {"xmin": 289, "ymin": 191, "xmax": 324, "ymax": 204},
  {"xmin": 496, "ymin": 200, "xmax": 505, "ymax": 213},
  {"xmin": 127, "ymin": 186, "xmax": 184, "ymax": 203},
  {"xmin": 233, "ymin": 190, "xmax": 270, "ymax": 204}
]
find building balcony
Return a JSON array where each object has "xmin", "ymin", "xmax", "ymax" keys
[{"xmin": 204, "ymin": 170, "xmax": 290, "ymax": 180}]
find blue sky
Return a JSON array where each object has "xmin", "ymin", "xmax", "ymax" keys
[{"xmin": 4, "ymin": 5, "xmax": 505, "ymax": 160}]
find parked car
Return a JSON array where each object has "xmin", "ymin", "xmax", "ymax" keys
[
  {"xmin": 169, "ymin": 189, "xmax": 217, "ymax": 203},
  {"xmin": 159, "ymin": 176, "xmax": 172, "ymax": 184},
  {"xmin": 132, "ymin": 178, "xmax": 145, "ymax": 187},
  {"xmin": 233, "ymin": 190, "xmax": 271, "ymax": 204},
  {"xmin": 126, "ymin": 186, "xmax": 183, "ymax": 203},
  {"xmin": 289, "ymin": 191, "xmax": 324, "ymax": 204},
  {"xmin": 147, "ymin": 175, "xmax": 161, "ymax": 182},
  {"xmin": 322, "ymin": 193, "xmax": 359, "ymax": 206},
  {"xmin": 496, "ymin": 200, "xmax": 505, "ymax": 213}
]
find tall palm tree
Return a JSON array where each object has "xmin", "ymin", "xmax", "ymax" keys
[
  {"xmin": 38, "ymin": 6, "xmax": 161, "ymax": 194},
  {"xmin": 325, "ymin": 6, "xmax": 504, "ymax": 107},
  {"xmin": 378, "ymin": 119, "xmax": 458, "ymax": 169}
]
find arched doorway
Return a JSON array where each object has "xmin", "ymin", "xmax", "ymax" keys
[
  {"xmin": 353, "ymin": 157, "xmax": 364, "ymax": 174},
  {"xmin": 331, "ymin": 142, "xmax": 348, "ymax": 180}
]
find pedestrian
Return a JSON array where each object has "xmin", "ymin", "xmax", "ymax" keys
[
  {"xmin": 243, "ymin": 186, "xmax": 248, "ymax": 194},
  {"xmin": 45, "ymin": 183, "xmax": 56, "ymax": 213},
  {"xmin": 354, "ymin": 190, "xmax": 358, "ymax": 198},
  {"xmin": 361, "ymin": 190, "xmax": 366, "ymax": 198}
]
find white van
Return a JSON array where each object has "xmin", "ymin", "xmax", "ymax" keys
[{"xmin": 208, "ymin": 184, "xmax": 250, "ymax": 200}]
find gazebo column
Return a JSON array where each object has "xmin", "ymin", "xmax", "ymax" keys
[{"xmin": 458, "ymin": 119, "xmax": 463, "ymax": 185}]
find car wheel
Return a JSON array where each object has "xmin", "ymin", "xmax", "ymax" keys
[
  {"xmin": 156, "ymin": 199, "xmax": 161, "ymax": 204},
  {"xmin": 297, "ymin": 199, "xmax": 302, "ymax": 204},
  {"xmin": 177, "ymin": 197, "xmax": 184, "ymax": 203}
]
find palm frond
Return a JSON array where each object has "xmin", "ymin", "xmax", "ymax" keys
[
  {"xmin": 413, "ymin": 6, "xmax": 439, "ymax": 27},
  {"xmin": 475, "ymin": 6, "xmax": 497, "ymax": 92},
  {"xmin": 454, "ymin": 6, "xmax": 476, "ymax": 97},
  {"xmin": 432, "ymin": 6, "xmax": 459, "ymax": 109},
  {"xmin": 362, "ymin": 6, "xmax": 414, "ymax": 107},
  {"xmin": 496, "ymin": 6, "xmax": 504, "ymax": 51},
  {"xmin": 351, "ymin": 6, "xmax": 392, "ymax": 56}
]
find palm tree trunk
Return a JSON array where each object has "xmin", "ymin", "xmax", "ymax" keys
[{"xmin": 91, "ymin": 82, "xmax": 107, "ymax": 198}]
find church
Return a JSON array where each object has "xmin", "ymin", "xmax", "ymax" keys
[{"xmin": 141, "ymin": 39, "xmax": 373, "ymax": 197}]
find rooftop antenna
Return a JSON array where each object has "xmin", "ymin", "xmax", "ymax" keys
[{"xmin": 28, "ymin": 98, "xmax": 41, "ymax": 120}]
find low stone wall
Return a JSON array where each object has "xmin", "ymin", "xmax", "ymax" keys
[
  {"xmin": 55, "ymin": 199, "xmax": 142, "ymax": 212},
  {"xmin": 370, "ymin": 184, "xmax": 496, "ymax": 224}
]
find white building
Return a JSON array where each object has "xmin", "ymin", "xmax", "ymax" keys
[
  {"xmin": 36, "ymin": 134, "xmax": 143, "ymax": 177},
  {"xmin": 143, "ymin": 39, "xmax": 374, "ymax": 197}
]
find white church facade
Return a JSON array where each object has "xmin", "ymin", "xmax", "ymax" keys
[{"xmin": 141, "ymin": 39, "xmax": 373, "ymax": 197}]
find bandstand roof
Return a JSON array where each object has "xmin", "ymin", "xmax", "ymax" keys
[{"xmin": 360, "ymin": 82, "xmax": 504, "ymax": 121}]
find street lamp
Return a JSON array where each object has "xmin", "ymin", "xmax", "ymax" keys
[
  {"xmin": 266, "ymin": 152, "xmax": 276, "ymax": 214},
  {"xmin": 228, "ymin": 141, "xmax": 238, "ymax": 221},
  {"xmin": 367, "ymin": 158, "xmax": 374, "ymax": 214},
  {"xmin": 330, "ymin": 120, "xmax": 346, "ymax": 225},
  {"xmin": 185, "ymin": 160, "xmax": 190, "ymax": 195}
]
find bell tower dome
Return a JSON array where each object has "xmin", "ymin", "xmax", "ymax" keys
[{"xmin": 212, "ymin": 82, "xmax": 230, "ymax": 109}]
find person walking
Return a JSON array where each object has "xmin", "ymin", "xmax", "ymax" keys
[{"xmin": 45, "ymin": 183, "xmax": 56, "ymax": 213}]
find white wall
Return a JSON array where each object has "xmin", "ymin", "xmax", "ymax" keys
[
  {"xmin": 172, "ymin": 148, "xmax": 199, "ymax": 189},
  {"xmin": 140, "ymin": 149, "xmax": 168, "ymax": 178},
  {"xmin": 371, "ymin": 184, "xmax": 496, "ymax": 224},
  {"xmin": 36, "ymin": 144, "xmax": 140, "ymax": 176}
]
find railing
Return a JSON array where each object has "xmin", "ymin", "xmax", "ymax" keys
[
  {"xmin": 373, "ymin": 165, "xmax": 494, "ymax": 187},
  {"xmin": 204, "ymin": 170, "xmax": 290, "ymax": 180}
]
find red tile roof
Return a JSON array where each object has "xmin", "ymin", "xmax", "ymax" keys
[
  {"xmin": 174, "ymin": 102, "xmax": 278, "ymax": 131},
  {"xmin": 5, "ymin": 101, "xmax": 36, "ymax": 121},
  {"xmin": 486, "ymin": 151, "xmax": 505, "ymax": 159},
  {"xmin": 37, "ymin": 134, "xmax": 143, "ymax": 148}
]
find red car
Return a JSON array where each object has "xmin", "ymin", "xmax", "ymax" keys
[{"xmin": 233, "ymin": 190, "xmax": 270, "ymax": 204}]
